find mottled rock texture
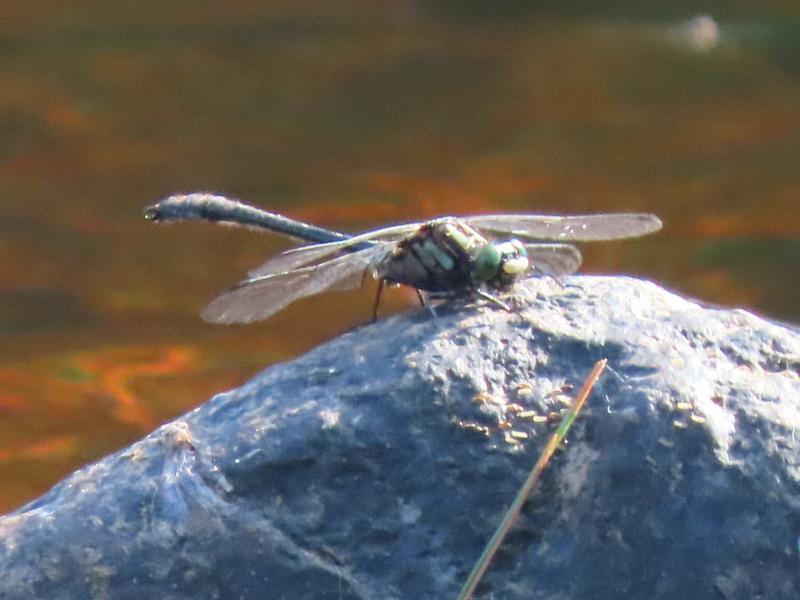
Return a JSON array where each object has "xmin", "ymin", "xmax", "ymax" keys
[{"xmin": 1, "ymin": 276, "xmax": 799, "ymax": 599}]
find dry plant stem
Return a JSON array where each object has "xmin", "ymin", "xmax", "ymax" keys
[{"xmin": 457, "ymin": 359, "xmax": 608, "ymax": 600}]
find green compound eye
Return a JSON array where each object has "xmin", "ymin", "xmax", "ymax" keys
[{"xmin": 473, "ymin": 244, "xmax": 502, "ymax": 282}]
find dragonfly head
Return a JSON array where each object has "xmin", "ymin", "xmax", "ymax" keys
[{"xmin": 473, "ymin": 239, "xmax": 529, "ymax": 288}]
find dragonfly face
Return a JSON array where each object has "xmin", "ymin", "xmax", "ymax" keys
[
  {"xmin": 145, "ymin": 193, "xmax": 663, "ymax": 324},
  {"xmin": 473, "ymin": 239, "xmax": 529, "ymax": 289},
  {"xmin": 378, "ymin": 220, "xmax": 531, "ymax": 293}
]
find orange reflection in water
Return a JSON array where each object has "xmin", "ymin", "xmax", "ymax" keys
[
  {"xmin": 0, "ymin": 344, "xmax": 202, "ymax": 511},
  {"xmin": 70, "ymin": 346, "xmax": 195, "ymax": 429},
  {"xmin": 292, "ymin": 170, "xmax": 552, "ymax": 228},
  {"xmin": 0, "ymin": 392, "xmax": 26, "ymax": 414},
  {"xmin": 689, "ymin": 214, "xmax": 800, "ymax": 239},
  {"xmin": 0, "ymin": 435, "xmax": 79, "ymax": 464}
]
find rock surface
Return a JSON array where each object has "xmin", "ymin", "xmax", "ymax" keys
[{"xmin": 1, "ymin": 276, "xmax": 799, "ymax": 599}]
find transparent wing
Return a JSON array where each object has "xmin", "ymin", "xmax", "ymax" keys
[
  {"xmin": 524, "ymin": 243, "xmax": 583, "ymax": 276},
  {"xmin": 247, "ymin": 240, "xmax": 391, "ymax": 278},
  {"xmin": 461, "ymin": 213, "xmax": 662, "ymax": 241},
  {"xmin": 246, "ymin": 223, "xmax": 423, "ymax": 278},
  {"xmin": 202, "ymin": 244, "xmax": 390, "ymax": 324}
]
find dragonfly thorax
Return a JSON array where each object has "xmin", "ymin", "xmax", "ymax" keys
[{"xmin": 377, "ymin": 220, "xmax": 529, "ymax": 293}]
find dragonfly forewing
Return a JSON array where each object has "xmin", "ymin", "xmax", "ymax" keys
[{"xmin": 461, "ymin": 213, "xmax": 662, "ymax": 241}]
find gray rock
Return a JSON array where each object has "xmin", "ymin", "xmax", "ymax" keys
[{"xmin": 1, "ymin": 276, "xmax": 799, "ymax": 600}]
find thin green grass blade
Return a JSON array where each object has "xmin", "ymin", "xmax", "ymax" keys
[{"xmin": 457, "ymin": 359, "xmax": 608, "ymax": 600}]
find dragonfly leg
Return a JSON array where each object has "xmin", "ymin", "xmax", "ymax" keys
[
  {"xmin": 475, "ymin": 289, "xmax": 512, "ymax": 312},
  {"xmin": 416, "ymin": 289, "xmax": 437, "ymax": 317},
  {"xmin": 372, "ymin": 279, "xmax": 386, "ymax": 322}
]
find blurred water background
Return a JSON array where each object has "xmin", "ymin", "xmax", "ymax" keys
[{"xmin": 1, "ymin": 2, "xmax": 798, "ymax": 511}]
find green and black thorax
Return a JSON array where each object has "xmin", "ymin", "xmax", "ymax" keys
[{"xmin": 376, "ymin": 219, "xmax": 529, "ymax": 293}]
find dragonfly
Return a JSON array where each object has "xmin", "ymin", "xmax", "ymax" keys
[{"xmin": 144, "ymin": 193, "xmax": 662, "ymax": 324}]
